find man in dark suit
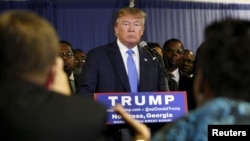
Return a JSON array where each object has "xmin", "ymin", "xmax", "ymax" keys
[
  {"xmin": 163, "ymin": 38, "xmax": 196, "ymax": 111},
  {"xmin": 76, "ymin": 41, "xmax": 167, "ymax": 94},
  {"xmin": 76, "ymin": 7, "xmax": 167, "ymax": 94},
  {"xmin": 0, "ymin": 10, "xmax": 107, "ymax": 141},
  {"xmin": 76, "ymin": 7, "xmax": 167, "ymax": 141},
  {"xmin": 59, "ymin": 40, "xmax": 77, "ymax": 95}
]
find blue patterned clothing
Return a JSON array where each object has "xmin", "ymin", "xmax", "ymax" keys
[{"xmin": 152, "ymin": 97, "xmax": 250, "ymax": 141}]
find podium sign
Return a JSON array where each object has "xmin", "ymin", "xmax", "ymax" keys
[{"xmin": 94, "ymin": 91, "xmax": 188, "ymax": 124}]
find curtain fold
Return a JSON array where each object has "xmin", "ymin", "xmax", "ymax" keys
[{"xmin": 1, "ymin": 0, "xmax": 250, "ymax": 54}]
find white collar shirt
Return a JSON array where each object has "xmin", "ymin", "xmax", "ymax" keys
[
  {"xmin": 69, "ymin": 72, "xmax": 74, "ymax": 81},
  {"xmin": 171, "ymin": 68, "xmax": 180, "ymax": 85},
  {"xmin": 117, "ymin": 39, "xmax": 140, "ymax": 80}
]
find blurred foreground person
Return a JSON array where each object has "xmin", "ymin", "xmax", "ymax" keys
[
  {"xmin": 114, "ymin": 18, "xmax": 250, "ymax": 141},
  {"xmin": 0, "ymin": 10, "xmax": 107, "ymax": 141}
]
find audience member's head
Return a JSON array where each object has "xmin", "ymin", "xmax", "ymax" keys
[
  {"xmin": 114, "ymin": 7, "xmax": 146, "ymax": 48},
  {"xmin": 194, "ymin": 18, "xmax": 250, "ymax": 106},
  {"xmin": 0, "ymin": 10, "xmax": 70, "ymax": 95},
  {"xmin": 59, "ymin": 40, "xmax": 76, "ymax": 77},
  {"xmin": 148, "ymin": 42, "xmax": 164, "ymax": 58},
  {"xmin": 0, "ymin": 10, "xmax": 58, "ymax": 78},
  {"xmin": 2, "ymin": 10, "xmax": 53, "ymax": 78}
]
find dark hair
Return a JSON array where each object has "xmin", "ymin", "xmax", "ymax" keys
[
  {"xmin": 196, "ymin": 18, "xmax": 250, "ymax": 101},
  {"xmin": 163, "ymin": 38, "xmax": 184, "ymax": 50},
  {"xmin": 113, "ymin": 7, "xmax": 146, "ymax": 27},
  {"xmin": 73, "ymin": 48, "xmax": 86, "ymax": 55},
  {"xmin": 147, "ymin": 42, "xmax": 161, "ymax": 49},
  {"xmin": 184, "ymin": 49, "xmax": 193, "ymax": 54},
  {"xmin": 60, "ymin": 40, "xmax": 74, "ymax": 51}
]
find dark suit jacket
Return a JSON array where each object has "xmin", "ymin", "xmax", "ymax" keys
[
  {"xmin": 76, "ymin": 41, "xmax": 167, "ymax": 94},
  {"xmin": 178, "ymin": 70, "xmax": 196, "ymax": 111},
  {"xmin": 0, "ymin": 77, "xmax": 107, "ymax": 141},
  {"xmin": 166, "ymin": 69, "xmax": 196, "ymax": 111}
]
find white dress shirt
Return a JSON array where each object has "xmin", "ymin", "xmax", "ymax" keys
[{"xmin": 117, "ymin": 39, "xmax": 140, "ymax": 80}]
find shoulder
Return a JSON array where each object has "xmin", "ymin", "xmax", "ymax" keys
[
  {"xmin": 68, "ymin": 95, "xmax": 106, "ymax": 113},
  {"xmin": 88, "ymin": 41, "xmax": 118, "ymax": 55},
  {"xmin": 49, "ymin": 93, "xmax": 107, "ymax": 119},
  {"xmin": 179, "ymin": 71, "xmax": 193, "ymax": 84},
  {"xmin": 42, "ymin": 93, "xmax": 107, "ymax": 140},
  {"xmin": 153, "ymin": 98, "xmax": 250, "ymax": 141},
  {"xmin": 152, "ymin": 106, "xmax": 209, "ymax": 141}
]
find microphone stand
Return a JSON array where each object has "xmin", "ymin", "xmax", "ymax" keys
[{"xmin": 150, "ymin": 49, "xmax": 170, "ymax": 91}]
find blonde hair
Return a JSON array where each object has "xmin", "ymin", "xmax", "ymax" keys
[{"xmin": 114, "ymin": 7, "xmax": 147, "ymax": 27}]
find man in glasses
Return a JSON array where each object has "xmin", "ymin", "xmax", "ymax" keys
[
  {"xmin": 163, "ymin": 38, "xmax": 196, "ymax": 110},
  {"xmin": 59, "ymin": 40, "xmax": 77, "ymax": 94},
  {"xmin": 73, "ymin": 48, "xmax": 86, "ymax": 83}
]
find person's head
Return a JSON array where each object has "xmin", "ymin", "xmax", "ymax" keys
[
  {"xmin": 114, "ymin": 7, "xmax": 146, "ymax": 48},
  {"xmin": 73, "ymin": 48, "xmax": 86, "ymax": 75},
  {"xmin": 180, "ymin": 49, "xmax": 195, "ymax": 76},
  {"xmin": 147, "ymin": 42, "xmax": 163, "ymax": 58},
  {"xmin": 59, "ymin": 40, "xmax": 76, "ymax": 76},
  {"xmin": 0, "ymin": 10, "xmax": 59, "ymax": 86},
  {"xmin": 163, "ymin": 38, "xmax": 184, "ymax": 71},
  {"xmin": 194, "ymin": 19, "xmax": 250, "ymax": 107},
  {"xmin": 73, "ymin": 48, "xmax": 86, "ymax": 67}
]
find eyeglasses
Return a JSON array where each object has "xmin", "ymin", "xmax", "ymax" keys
[
  {"xmin": 165, "ymin": 48, "xmax": 184, "ymax": 55},
  {"xmin": 75, "ymin": 60, "xmax": 85, "ymax": 63},
  {"xmin": 59, "ymin": 52, "xmax": 74, "ymax": 57}
]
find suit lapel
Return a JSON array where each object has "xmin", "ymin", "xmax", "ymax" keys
[{"xmin": 107, "ymin": 42, "xmax": 130, "ymax": 92}]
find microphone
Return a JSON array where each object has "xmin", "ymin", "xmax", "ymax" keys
[
  {"xmin": 139, "ymin": 41, "xmax": 157, "ymax": 60},
  {"xmin": 139, "ymin": 41, "xmax": 170, "ymax": 91}
]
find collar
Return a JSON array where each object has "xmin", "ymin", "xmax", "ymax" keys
[
  {"xmin": 69, "ymin": 72, "xmax": 74, "ymax": 81},
  {"xmin": 172, "ymin": 68, "xmax": 179, "ymax": 78},
  {"xmin": 117, "ymin": 39, "xmax": 139, "ymax": 56}
]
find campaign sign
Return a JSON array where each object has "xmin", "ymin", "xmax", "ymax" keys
[{"xmin": 94, "ymin": 91, "xmax": 188, "ymax": 124}]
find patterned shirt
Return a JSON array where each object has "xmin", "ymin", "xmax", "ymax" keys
[{"xmin": 152, "ymin": 97, "xmax": 250, "ymax": 141}]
